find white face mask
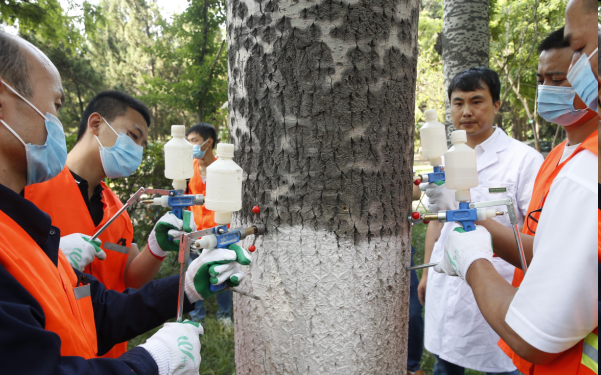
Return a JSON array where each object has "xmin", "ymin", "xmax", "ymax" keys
[
  {"xmin": 566, "ymin": 48, "xmax": 599, "ymax": 112},
  {"xmin": 0, "ymin": 80, "xmax": 68, "ymax": 185}
]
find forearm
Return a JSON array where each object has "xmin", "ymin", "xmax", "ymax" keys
[
  {"xmin": 466, "ymin": 260, "xmax": 561, "ymax": 364},
  {"xmin": 123, "ymin": 244, "xmax": 163, "ymax": 289},
  {"xmin": 0, "ymin": 267, "xmax": 157, "ymax": 375},
  {"xmin": 476, "ymin": 218, "xmax": 534, "ymax": 268},
  {"xmin": 87, "ymin": 271, "xmax": 194, "ymax": 355}
]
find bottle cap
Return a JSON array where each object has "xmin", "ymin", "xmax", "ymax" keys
[
  {"xmin": 451, "ymin": 130, "xmax": 467, "ymax": 144},
  {"xmin": 171, "ymin": 125, "xmax": 185, "ymax": 138},
  {"xmin": 424, "ymin": 109, "xmax": 437, "ymax": 121},
  {"xmin": 216, "ymin": 143, "xmax": 235, "ymax": 158}
]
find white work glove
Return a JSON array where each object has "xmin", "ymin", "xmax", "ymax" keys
[
  {"xmin": 420, "ymin": 182, "xmax": 458, "ymax": 213},
  {"xmin": 185, "ymin": 243, "xmax": 251, "ymax": 303},
  {"xmin": 148, "ymin": 211, "xmax": 197, "ymax": 259},
  {"xmin": 139, "ymin": 321, "xmax": 203, "ymax": 375},
  {"xmin": 434, "ymin": 223, "xmax": 494, "ymax": 280},
  {"xmin": 59, "ymin": 233, "xmax": 106, "ymax": 272}
]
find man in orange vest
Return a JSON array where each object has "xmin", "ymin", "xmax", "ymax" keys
[
  {"xmin": 431, "ymin": 2, "xmax": 599, "ymax": 374},
  {"xmin": 0, "ymin": 31, "xmax": 252, "ymax": 374},
  {"xmin": 185, "ymin": 123, "xmax": 234, "ymax": 325},
  {"xmin": 24, "ymin": 90, "xmax": 194, "ymax": 358}
]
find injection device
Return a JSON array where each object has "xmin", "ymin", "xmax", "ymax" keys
[
  {"xmin": 414, "ymin": 109, "xmax": 448, "ymax": 186},
  {"xmin": 174, "ymin": 143, "xmax": 266, "ymax": 322},
  {"xmin": 408, "ymin": 130, "xmax": 528, "ymax": 274}
]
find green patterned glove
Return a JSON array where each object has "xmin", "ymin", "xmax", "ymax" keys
[{"xmin": 185, "ymin": 243, "xmax": 252, "ymax": 301}]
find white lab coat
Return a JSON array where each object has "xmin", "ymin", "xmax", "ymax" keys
[{"xmin": 424, "ymin": 128, "xmax": 544, "ymax": 372}]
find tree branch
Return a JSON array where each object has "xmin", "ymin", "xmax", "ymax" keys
[{"xmin": 197, "ymin": 38, "xmax": 226, "ymax": 121}]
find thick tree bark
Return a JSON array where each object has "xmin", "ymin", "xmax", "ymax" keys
[
  {"xmin": 442, "ymin": 0, "xmax": 490, "ymax": 144},
  {"xmin": 226, "ymin": 0, "xmax": 419, "ymax": 373}
]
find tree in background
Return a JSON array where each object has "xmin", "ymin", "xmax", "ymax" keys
[
  {"xmin": 227, "ymin": 0, "xmax": 419, "ymax": 372},
  {"xmin": 416, "ymin": 0, "xmax": 569, "ymax": 149},
  {"xmin": 441, "ymin": 0, "xmax": 490, "ymax": 143}
]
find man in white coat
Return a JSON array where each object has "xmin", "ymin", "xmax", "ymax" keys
[{"xmin": 419, "ymin": 67, "xmax": 544, "ymax": 375}]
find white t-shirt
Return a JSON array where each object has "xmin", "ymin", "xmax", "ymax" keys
[
  {"xmin": 505, "ymin": 149, "xmax": 599, "ymax": 353},
  {"xmin": 559, "ymin": 142, "xmax": 581, "ymax": 164}
]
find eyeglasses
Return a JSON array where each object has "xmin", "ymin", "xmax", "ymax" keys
[{"xmin": 526, "ymin": 208, "xmax": 543, "ymax": 234}]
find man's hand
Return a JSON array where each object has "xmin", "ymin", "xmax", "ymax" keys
[
  {"xmin": 185, "ymin": 243, "xmax": 252, "ymax": 302},
  {"xmin": 139, "ymin": 321, "xmax": 203, "ymax": 375},
  {"xmin": 417, "ymin": 276, "xmax": 427, "ymax": 306},
  {"xmin": 420, "ymin": 182, "xmax": 458, "ymax": 213},
  {"xmin": 59, "ymin": 233, "xmax": 106, "ymax": 271},
  {"xmin": 434, "ymin": 224, "xmax": 494, "ymax": 280},
  {"xmin": 148, "ymin": 211, "xmax": 197, "ymax": 259}
]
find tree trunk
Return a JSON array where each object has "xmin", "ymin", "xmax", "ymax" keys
[
  {"xmin": 442, "ymin": 0, "xmax": 490, "ymax": 144},
  {"xmin": 227, "ymin": 0, "xmax": 419, "ymax": 373}
]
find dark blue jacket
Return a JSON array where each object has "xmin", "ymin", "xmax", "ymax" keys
[{"xmin": 0, "ymin": 183, "xmax": 193, "ymax": 375}]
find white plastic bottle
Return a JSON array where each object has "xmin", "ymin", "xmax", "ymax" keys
[
  {"xmin": 444, "ymin": 130, "xmax": 478, "ymax": 202},
  {"xmin": 205, "ymin": 143, "xmax": 243, "ymax": 224},
  {"xmin": 419, "ymin": 109, "xmax": 448, "ymax": 166},
  {"xmin": 164, "ymin": 125, "xmax": 194, "ymax": 190}
]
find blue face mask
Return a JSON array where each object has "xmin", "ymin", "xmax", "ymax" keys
[
  {"xmin": 193, "ymin": 139, "xmax": 210, "ymax": 159},
  {"xmin": 0, "ymin": 80, "xmax": 68, "ymax": 186},
  {"xmin": 95, "ymin": 118, "xmax": 144, "ymax": 178},
  {"xmin": 566, "ymin": 48, "xmax": 599, "ymax": 111},
  {"xmin": 537, "ymin": 85, "xmax": 593, "ymax": 126}
]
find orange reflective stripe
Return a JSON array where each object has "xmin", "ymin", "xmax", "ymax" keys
[
  {"xmin": 499, "ymin": 130, "xmax": 599, "ymax": 375},
  {"xmin": 25, "ymin": 166, "xmax": 133, "ymax": 357},
  {"xmin": 512, "ymin": 130, "xmax": 599, "ymax": 288},
  {"xmin": 25, "ymin": 167, "xmax": 133, "ymax": 292},
  {"xmin": 0, "ymin": 211, "xmax": 98, "ymax": 358}
]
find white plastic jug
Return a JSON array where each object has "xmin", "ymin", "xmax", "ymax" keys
[
  {"xmin": 205, "ymin": 143, "xmax": 243, "ymax": 224},
  {"xmin": 419, "ymin": 109, "xmax": 448, "ymax": 166},
  {"xmin": 444, "ymin": 130, "xmax": 478, "ymax": 202},
  {"xmin": 164, "ymin": 125, "xmax": 194, "ymax": 190}
]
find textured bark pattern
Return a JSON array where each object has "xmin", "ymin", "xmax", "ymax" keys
[
  {"xmin": 227, "ymin": 0, "xmax": 419, "ymax": 373},
  {"xmin": 442, "ymin": 0, "xmax": 489, "ymax": 143}
]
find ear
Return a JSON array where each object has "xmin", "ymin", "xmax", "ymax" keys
[
  {"xmin": 207, "ymin": 137, "xmax": 215, "ymax": 149},
  {"xmin": 493, "ymin": 100, "xmax": 502, "ymax": 114},
  {"xmin": 88, "ymin": 112, "xmax": 103, "ymax": 137}
]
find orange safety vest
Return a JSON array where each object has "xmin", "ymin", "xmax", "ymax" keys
[
  {"xmin": 499, "ymin": 130, "xmax": 599, "ymax": 375},
  {"xmin": 0, "ymin": 210, "xmax": 98, "ymax": 359},
  {"xmin": 188, "ymin": 158, "xmax": 218, "ymax": 230},
  {"xmin": 25, "ymin": 166, "xmax": 133, "ymax": 358}
]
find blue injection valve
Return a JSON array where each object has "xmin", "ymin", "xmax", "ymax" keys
[
  {"xmin": 195, "ymin": 223, "xmax": 266, "ymax": 292},
  {"xmin": 141, "ymin": 188, "xmax": 205, "ymax": 219},
  {"xmin": 407, "ymin": 198, "xmax": 529, "ymax": 275},
  {"xmin": 413, "ymin": 202, "xmax": 501, "ymax": 232},
  {"xmin": 414, "ymin": 165, "xmax": 445, "ymax": 185}
]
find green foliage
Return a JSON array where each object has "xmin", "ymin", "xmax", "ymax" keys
[
  {"xmin": 417, "ymin": 0, "xmax": 569, "ymax": 144},
  {"xmin": 144, "ymin": 0, "xmax": 228, "ymax": 125},
  {"xmin": 3, "ymin": 0, "xmax": 228, "ymax": 140}
]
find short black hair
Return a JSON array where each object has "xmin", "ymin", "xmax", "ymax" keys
[
  {"xmin": 186, "ymin": 123, "xmax": 217, "ymax": 149},
  {"xmin": 0, "ymin": 31, "xmax": 32, "ymax": 98},
  {"xmin": 77, "ymin": 90, "xmax": 151, "ymax": 142},
  {"xmin": 538, "ymin": 27, "xmax": 570, "ymax": 53},
  {"xmin": 447, "ymin": 67, "xmax": 501, "ymax": 103}
]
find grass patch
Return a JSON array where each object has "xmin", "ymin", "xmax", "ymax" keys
[
  {"xmin": 127, "ymin": 253, "xmax": 236, "ymax": 374},
  {"xmin": 127, "ymin": 296, "xmax": 236, "ymax": 375}
]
